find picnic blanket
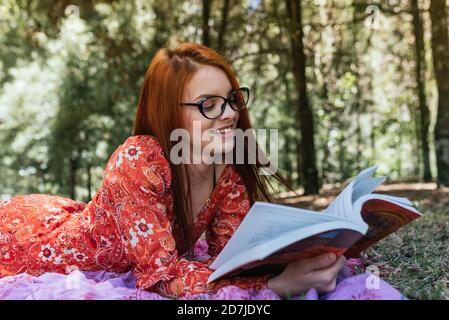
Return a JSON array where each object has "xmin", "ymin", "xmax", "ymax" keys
[{"xmin": 0, "ymin": 239, "xmax": 406, "ymax": 300}]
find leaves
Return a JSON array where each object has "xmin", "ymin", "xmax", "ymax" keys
[{"xmin": 0, "ymin": 0, "xmax": 447, "ymax": 199}]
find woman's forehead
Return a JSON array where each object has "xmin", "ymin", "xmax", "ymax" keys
[{"xmin": 184, "ymin": 66, "xmax": 232, "ymax": 99}]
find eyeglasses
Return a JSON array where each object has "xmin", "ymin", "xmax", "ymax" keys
[{"xmin": 180, "ymin": 87, "xmax": 250, "ymax": 120}]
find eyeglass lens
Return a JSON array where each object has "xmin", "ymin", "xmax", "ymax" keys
[{"xmin": 201, "ymin": 88, "xmax": 249, "ymax": 119}]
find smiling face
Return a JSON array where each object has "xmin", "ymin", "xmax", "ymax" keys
[{"xmin": 181, "ymin": 65, "xmax": 239, "ymax": 160}]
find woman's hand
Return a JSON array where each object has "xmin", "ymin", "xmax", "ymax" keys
[{"xmin": 267, "ymin": 253, "xmax": 347, "ymax": 298}]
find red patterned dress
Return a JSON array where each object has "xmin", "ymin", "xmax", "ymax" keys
[{"xmin": 0, "ymin": 135, "xmax": 272, "ymax": 298}]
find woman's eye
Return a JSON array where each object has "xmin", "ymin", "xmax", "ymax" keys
[
  {"xmin": 204, "ymin": 102, "xmax": 214, "ymax": 108},
  {"xmin": 203, "ymin": 98, "xmax": 219, "ymax": 109}
]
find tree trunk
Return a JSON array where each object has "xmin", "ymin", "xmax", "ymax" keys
[
  {"xmin": 352, "ymin": 1, "xmax": 362, "ymax": 174},
  {"xmin": 411, "ymin": 0, "xmax": 432, "ymax": 182},
  {"xmin": 217, "ymin": 0, "xmax": 230, "ymax": 53},
  {"xmin": 285, "ymin": 0, "xmax": 319, "ymax": 194},
  {"xmin": 202, "ymin": 0, "xmax": 213, "ymax": 47},
  {"xmin": 69, "ymin": 156, "xmax": 78, "ymax": 200},
  {"xmin": 370, "ymin": 113, "xmax": 376, "ymax": 166},
  {"xmin": 429, "ymin": 0, "xmax": 449, "ymax": 187},
  {"xmin": 283, "ymin": 134, "xmax": 294, "ymax": 185},
  {"xmin": 356, "ymin": 112, "xmax": 362, "ymax": 173},
  {"xmin": 412, "ymin": 106, "xmax": 422, "ymax": 177},
  {"xmin": 282, "ymin": 68, "xmax": 298, "ymax": 187},
  {"xmin": 338, "ymin": 134, "xmax": 346, "ymax": 179},
  {"xmin": 87, "ymin": 161, "xmax": 92, "ymax": 201}
]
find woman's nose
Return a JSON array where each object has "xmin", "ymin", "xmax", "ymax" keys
[{"xmin": 220, "ymin": 101, "xmax": 238, "ymax": 120}]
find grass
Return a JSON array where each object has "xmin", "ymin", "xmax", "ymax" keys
[
  {"xmin": 365, "ymin": 204, "xmax": 449, "ymax": 299},
  {"xmin": 281, "ymin": 181, "xmax": 449, "ymax": 300}
]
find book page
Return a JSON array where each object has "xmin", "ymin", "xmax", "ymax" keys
[
  {"xmin": 208, "ymin": 221, "xmax": 366, "ymax": 282},
  {"xmin": 223, "ymin": 229, "xmax": 364, "ymax": 279},
  {"xmin": 209, "ymin": 202, "xmax": 347, "ymax": 269},
  {"xmin": 323, "ymin": 166, "xmax": 385, "ymax": 224},
  {"xmin": 352, "ymin": 176, "xmax": 386, "ymax": 203},
  {"xmin": 322, "ymin": 179, "xmax": 354, "ymax": 220},
  {"xmin": 243, "ymin": 209, "xmax": 346, "ymax": 248}
]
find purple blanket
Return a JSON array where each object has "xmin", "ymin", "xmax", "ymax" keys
[{"xmin": 0, "ymin": 240, "xmax": 406, "ymax": 300}]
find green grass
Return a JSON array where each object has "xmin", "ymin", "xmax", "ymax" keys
[{"xmin": 365, "ymin": 205, "xmax": 449, "ymax": 299}]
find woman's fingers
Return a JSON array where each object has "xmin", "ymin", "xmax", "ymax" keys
[
  {"xmin": 312, "ymin": 255, "xmax": 347, "ymax": 283},
  {"xmin": 273, "ymin": 254, "xmax": 346, "ymax": 297},
  {"xmin": 298, "ymin": 252, "xmax": 337, "ymax": 273},
  {"xmin": 316, "ymin": 277, "xmax": 338, "ymax": 293},
  {"xmin": 311, "ymin": 256, "xmax": 346, "ymax": 293}
]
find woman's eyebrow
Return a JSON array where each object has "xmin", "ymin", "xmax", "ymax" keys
[{"xmin": 194, "ymin": 89, "xmax": 233, "ymax": 101}]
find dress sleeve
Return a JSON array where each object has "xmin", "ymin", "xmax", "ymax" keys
[{"xmin": 105, "ymin": 136, "xmax": 274, "ymax": 299}]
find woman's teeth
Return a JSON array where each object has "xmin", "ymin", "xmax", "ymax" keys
[{"xmin": 217, "ymin": 128, "xmax": 233, "ymax": 134}]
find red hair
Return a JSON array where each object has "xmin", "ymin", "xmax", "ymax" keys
[{"xmin": 133, "ymin": 43, "xmax": 292, "ymax": 257}]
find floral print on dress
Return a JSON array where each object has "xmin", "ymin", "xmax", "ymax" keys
[
  {"xmin": 0, "ymin": 135, "xmax": 272, "ymax": 298},
  {"xmin": 129, "ymin": 228, "xmax": 139, "ymax": 248},
  {"xmin": 115, "ymin": 151, "xmax": 124, "ymax": 169},
  {"xmin": 43, "ymin": 215, "xmax": 62, "ymax": 228},
  {"xmin": 134, "ymin": 218, "xmax": 154, "ymax": 238},
  {"xmin": 124, "ymin": 146, "xmax": 142, "ymax": 161},
  {"xmin": 72, "ymin": 251, "xmax": 88, "ymax": 262},
  {"xmin": 38, "ymin": 244, "xmax": 56, "ymax": 262}
]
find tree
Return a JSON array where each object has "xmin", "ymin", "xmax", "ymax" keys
[
  {"xmin": 285, "ymin": 0, "xmax": 319, "ymax": 194},
  {"xmin": 217, "ymin": 0, "xmax": 231, "ymax": 53},
  {"xmin": 429, "ymin": 0, "xmax": 449, "ymax": 187},
  {"xmin": 1, "ymin": 0, "xmax": 445, "ymax": 198},
  {"xmin": 411, "ymin": 0, "xmax": 432, "ymax": 182},
  {"xmin": 201, "ymin": 0, "xmax": 213, "ymax": 46}
]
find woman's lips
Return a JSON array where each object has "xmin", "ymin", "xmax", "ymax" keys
[{"xmin": 213, "ymin": 128, "xmax": 235, "ymax": 140}]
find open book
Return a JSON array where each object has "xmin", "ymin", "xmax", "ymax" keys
[{"xmin": 207, "ymin": 166, "xmax": 421, "ymax": 283}]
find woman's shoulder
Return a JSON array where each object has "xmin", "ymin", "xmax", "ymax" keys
[
  {"xmin": 114, "ymin": 135, "xmax": 168, "ymax": 163},
  {"xmin": 120, "ymin": 134, "xmax": 165, "ymax": 155},
  {"xmin": 105, "ymin": 134, "xmax": 172, "ymax": 194}
]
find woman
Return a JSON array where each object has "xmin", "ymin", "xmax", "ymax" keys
[{"xmin": 0, "ymin": 43, "xmax": 346, "ymax": 299}]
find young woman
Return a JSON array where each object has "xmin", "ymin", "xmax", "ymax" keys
[{"xmin": 0, "ymin": 43, "xmax": 346, "ymax": 299}]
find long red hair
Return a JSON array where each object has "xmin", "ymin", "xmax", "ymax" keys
[{"xmin": 133, "ymin": 43, "xmax": 292, "ymax": 257}]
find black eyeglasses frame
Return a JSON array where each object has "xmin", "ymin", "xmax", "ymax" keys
[{"xmin": 180, "ymin": 87, "xmax": 250, "ymax": 120}]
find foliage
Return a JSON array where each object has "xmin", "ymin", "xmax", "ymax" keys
[{"xmin": 0, "ymin": 0, "xmax": 446, "ymax": 200}]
